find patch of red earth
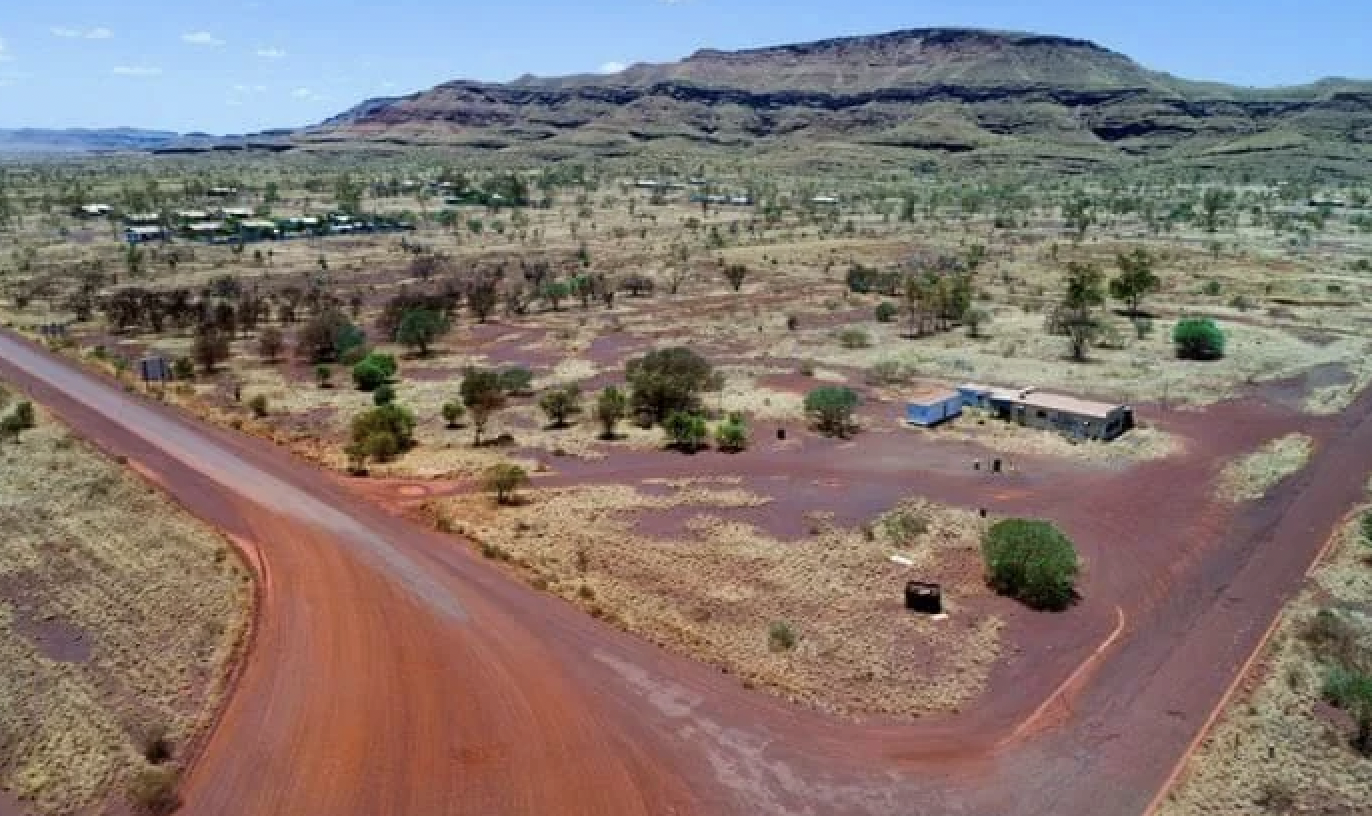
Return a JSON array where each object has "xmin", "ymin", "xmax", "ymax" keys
[{"xmin": 11, "ymin": 612, "xmax": 92, "ymax": 664}]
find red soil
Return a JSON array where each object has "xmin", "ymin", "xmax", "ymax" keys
[{"xmin": 3, "ymin": 328, "xmax": 1370, "ymax": 816}]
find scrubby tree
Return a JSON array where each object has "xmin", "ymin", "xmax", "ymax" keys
[
  {"xmin": 441, "ymin": 400, "xmax": 466, "ymax": 428},
  {"xmin": 804, "ymin": 386, "xmax": 859, "ymax": 437},
  {"xmin": 963, "ymin": 308, "xmax": 989, "ymax": 338},
  {"xmin": 982, "ymin": 519, "xmax": 1079, "ymax": 611},
  {"xmin": 372, "ymin": 384, "xmax": 396, "ymax": 406},
  {"xmin": 396, "ymin": 308, "xmax": 448, "ymax": 357},
  {"xmin": 1199, "ymin": 188, "xmax": 1234, "ymax": 233},
  {"xmin": 626, "ymin": 347, "xmax": 713, "ymax": 424},
  {"xmin": 258, "ymin": 327, "xmax": 284, "ymax": 362},
  {"xmin": 595, "ymin": 385, "xmax": 628, "ymax": 439},
  {"xmin": 1058, "ymin": 262, "xmax": 1106, "ymax": 362},
  {"xmin": 497, "ymin": 365, "xmax": 534, "ymax": 396},
  {"xmin": 1063, "ymin": 193, "xmax": 1094, "ymax": 242},
  {"xmin": 723, "ymin": 263, "xmax": 748, "ymax": 292},
  {"xmin": 1173, "ymin": 317, "xmax": 1226, "ymax": 360},
  {"xmin": 538, "ymin": 385, "xmax": 583, "ymax": 428},
  {"xmin": 191, "ymin": 326, "xmax": 231, "ymax": 374},
  {"xmin": 1110, "ymin": 248, "xmax": 1161, "ymax": 315},
  {"xmin": 483, "ymin": 462, "xmax": 530, "ymax": 505},
  {"xmin": 461, "ymin": 367, "xmax": 507, "ymax": 446},
  {"xmin": 1322, "ymin": 667, "xmax": 1372, "ymax": 756},
  {"xmin": 296, "ymin": 310, "xmax": 362, "ymax": 363},
  {"xmin": 874, "ymin": 301, "xmax": 898, "ymax": 323},
  {"xmin": 664, "ymin": 411, "xmax": 708, "ymax": 452}
]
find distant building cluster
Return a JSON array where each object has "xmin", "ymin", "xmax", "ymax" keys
[{"xmin": 906, "ymin": 383, "xmax": 1134, "ymax": 441}]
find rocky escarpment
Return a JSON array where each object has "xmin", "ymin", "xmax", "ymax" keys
[{"xmin": 299, "ymin": 27, "xmax": 1372, "ymax": 174}]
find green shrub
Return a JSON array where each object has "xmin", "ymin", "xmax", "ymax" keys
[
  {"xmin": 372, "ymin": 384, "xmax": 396, "ymax": 406},
  {"xmin": 10, "ymin": 400, "xmax": 34, "ymax": 430},
  {"xmin": 595, "ymin": 386, "xmax": 629, "ymax": 439},
  {"xmin": 768, "ymin": 621, "xmax": 797, "ymax": 652},
  {"xmin": 981, "ymin": 519, "xmax": 1079, "ymax": 611},
  {"xmin": 348, "ymin": 404, "xmax": 416, "ymax": 467},
  {"xmin": 804, "ymin": 386, "xmax": 859, "ymax": 437},
  {"xmin": 839, "ymin": 328, "xmax": 872, "ymax": 349},
  {"xmin": 352, "ymin": 360, "xmax": 385, "ymax": 391},
  {"xmin": 664, "ymin": 411, "xmax": 708, "ymax": 452},
  {"xmin": 874, "ymin": 301, "xmax": 898, "ymax": 323},
  {"xmin": 715, "ymin": 418, "xmax": 748, "ymax": 452},
  {"xmin": 128, "ymin": 766, "xmax": 180, "ymax": 815},
  {"xmin": 441, "ymin": 400, "xmax": 465, "ymax": 428},
  {"xmin": 248, "ymin": 395, "xmax": 269, "ymax": 418},
  {"xmin": 538, "ymin": 385, "xmax": 583, "ymax": 427},
  {"xmin": 1173, "ymin": 317, "xmax": 1226, "ymax": 361}
]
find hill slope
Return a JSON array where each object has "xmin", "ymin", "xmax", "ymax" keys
[{"xmin": 302, "ymin": 27, "xmax": 1372, "ymax": 175}]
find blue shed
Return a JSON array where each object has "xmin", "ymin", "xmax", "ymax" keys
[{"xmin": 905, "ymin": 386, "xmax": 963, "ymax": 427}]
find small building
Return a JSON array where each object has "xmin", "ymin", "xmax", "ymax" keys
[
  {"xmin": 78, "ymin": 204, "xmax": 113, "ymax": 218},
  {"xmin": 124, "ymin": 226, "xmax": 168, "ymax": 244},
  {"xmin": 810, "ymin": 195, "xmax": 839, "ymax": 206},
  {"xmin": 221, "ymin": 206, "xmax": 255, "ymax": 219},
  {"xmin": 207, "ymin": 186, "xmax": 239, "ymax": 198},
  {"xmin": 175, "ymin": 209, "xmax": 211, "ymax": 222},
  {"xmin": 729, "ymin": 195, "xmax": 754, "ymax": 206},
  {"xmin": 237, "ymin": 219, "xmax": 279, "ymax": 240},
  {"xmin": 905, "ymin": 385, "xmax": 963, "ymax": 427},
  {"xmin": 957, "ymin": 383, "xmax": 994, "ymax": 410},
  {"xmin": 1004, "ymin": 391, "xmax": 1133, "ymax": 441},
  {"xmin": 124, "ymin": 212, "xmax": 162, "ymax": 226},
  {"xmin": 634, "ymin": 179, "xmax": 663, "ymax": 190},
  {"xmin": 185, "ymin": 221, "xmax": 226, "ymax": 241}
]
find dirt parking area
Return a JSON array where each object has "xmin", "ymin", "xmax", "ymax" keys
[{"xmin": 0, "ymin": 394, "xmax": 252, "ymax": 815}]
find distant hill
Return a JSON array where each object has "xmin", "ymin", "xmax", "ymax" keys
[
  {"xmin": 297, "ymin": 27, "xmax": 1372, "ymax": 176},
  {"xmin": 0, "ymin": 128, "xmax": 185, "ymax": 153}
]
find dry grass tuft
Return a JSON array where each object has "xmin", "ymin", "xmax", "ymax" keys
[{"xmin": 1217, "ymin": 433, "xmax": 1315, "ymax": 502}]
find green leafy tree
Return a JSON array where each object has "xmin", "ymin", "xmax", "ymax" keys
[
  {"xmin": 1059, "ymin": 261, "xmax": 1106, "ymax": 362},
  {"xmin": 396, "ymin": 309, "xmax": 449, "ymax": 357},
  {"xmin": 626, "ymin": 347, "xmax": 713, "ymax": 424},
  {"xmin": 804, "ymin": 386, "xmax": 859, "ymax": 437},
  {"xmin": 482, "ymin": 463, "xmax": 530, "ymax": 505},
  {"xmin": 538, "ymin": 385, "xmax": 583, "ymax": 428},
  {"xmin": 664, "ymin": 411, "xmax": 708, "ymax": 452},
  {"xmin": 982, "ymin": 519, "xmax": 1079, "ymax": 611},
  {"xmin": 461, "ymin": 367, "xmax": 508, "ymax": 446},
  {"xmin": 1173, "ymin": 317, "xmax": 1226, "ymax": 360},
  {"xmin": 541, "ymin": 280, "xmax": 571, "ymax": 311},
  {"xmin": 347, "ymin": 403, "xmax": 417, "ymax": 469},
  {"xmin": 373, "ymin": 384, "xmax": 396, "ymax": 406},
  {"xmin": 1109, "ymin": 248, "xmax": 1161, "ymax": 315},
  {"xmin": 595, "ymin": 386, "xmax": 629, "ymax": 439},
  {"xmin": 1199, "ymin": 188, "xmax": 1234, "ymax": 233}
]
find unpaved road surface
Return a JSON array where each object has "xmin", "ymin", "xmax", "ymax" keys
[{"xmin": 4, "ymin": 330, "xmax": 1371, "ymax": 816}]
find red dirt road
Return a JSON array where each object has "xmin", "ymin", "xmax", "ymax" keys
[{"xmin": 4, "ymin": 330, "xmax": 1371, "ymax": 816}]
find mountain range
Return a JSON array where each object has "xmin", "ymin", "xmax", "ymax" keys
[{"xmin": 8, "ymin": 28, "xmax": 1372, "ymax": 175}]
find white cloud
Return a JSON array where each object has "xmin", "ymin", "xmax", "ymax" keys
[
  {"xmin": 182, "ymin": 31, "xmax": 225, "ymax": 47},
  {"xmin": 52, "ymin": 26, "xmax": 113, "ymax": 40},
  {"xmin": 0, "ymin": 36, "xmax": 12, "ymax": 62},
  {"xmin": 113, "ymin": 64, "xmax": 161, "ymax": 77},
  {"xmin": 291, "ymin": 87, "xmax": 327, "ymax": 102},
  {"xmin": 255, "ymin": 47, "xmax": 286, "ymax": 59},
  {"xmin": 232, "ymin": 83, "xmax": 268, "ymax": 95},
  {"xmin": 599, "ymin": 61, "xmax": 627, "ymax": 74}
]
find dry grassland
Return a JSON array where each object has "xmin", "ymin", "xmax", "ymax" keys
[
  {"xmin": 0, "ymin": 401, "xmax": 251, "ymax": 814},
  {"xmin": 1157, "ymin": 509, "xmax": 1372, "ymax": 816},
  {"xmin": 1217, "ymin": 433, "xmax": 1316, "ymax": 502},
  {"xmin": 428, "ymin": 481, "xmax": 1001, "ymax": 719}
]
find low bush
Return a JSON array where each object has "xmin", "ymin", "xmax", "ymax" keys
[
  {"xmin": 981, "ymin": 519, "xmax": 1079, "ymax": 611},
  {"xmin": 1173, "ymin": 317, "xmax": 1226, "ymax": 361}
]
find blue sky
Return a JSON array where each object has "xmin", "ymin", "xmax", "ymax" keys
[{"xmin": 0, "ymin": 0, "xmax": 1368, "ymax": 133}]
